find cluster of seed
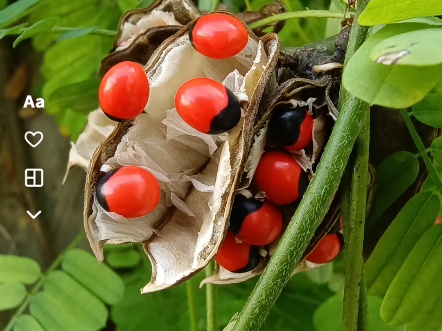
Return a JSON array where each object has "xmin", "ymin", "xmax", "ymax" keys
[{"xmin": 94, "ymin": 13, "xmax": 249, "ymax": 219}]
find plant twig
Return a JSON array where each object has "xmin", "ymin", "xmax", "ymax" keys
[
  {"xmin": 357, "ymin": 272, "xmax": 369, "ymax": 331},
  {"xmin": 248, "ymin": 10, "xmax": 350, "ymax": 30},
  {"xmin": 0, "ymin": 25, "xmax": 117, "ymax": 37},
  {"xmin": 186, "ymin": 277, "xmax": 199, "ymax": 331},
  {"xmin": 225, "ymin": 5, "xmax": 370, "ymax": 331},
  {"xmin": 205, "ymin": 261, "xmax": 218, "ymax": 331},
  {"xmin": 402, "ymin": 109, "xmax": 442, "ymax": 192},
  {"xmin": 3, "ymin": 232, "xmax": 86, "ymax": 331},
  {"xmin": 340, "ymin": 109, "xmax": 370, "ymax": 331}
]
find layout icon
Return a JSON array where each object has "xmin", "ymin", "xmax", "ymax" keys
[{"xmin": 25, "ymin": 169, "xmax": 44, "ymax": 187}]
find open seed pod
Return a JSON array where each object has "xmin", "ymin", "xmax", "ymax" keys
[
  {"xmin": 100, "ymin": 0, "xmax": 200, "ymax": 76},
  {"xmin": 84, "ymin": 12, "xmax": 281, "ymax": 293},
  {"xmin": 201, "ymin": 32, "xmax": 353, "ymax": 285}
]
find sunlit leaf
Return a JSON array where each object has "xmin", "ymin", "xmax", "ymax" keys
[
  {"xmin": 404, "ymin": 263, "xmax": 442, "ymax": 331},
  {"xmin": 44, "ymin": 271, "xmax": 108, "ymax": 330},
  {"xmin": 366, "ymin": 192, "xmax": 439, "ymax": 296},
  {"xmin": 366, "ymin": 151, "xmax": 419, "ymax": 228},
  {"xmin": 58, "ymin": 109, "xmax": 88, "ymax": 142},
  {"xmin": 0, "ymin": 0, "xmax": 38, "ymax": 26},
  {"xmin": 0, "ymin": 255, "xmax": 41, "ymax": 284},
  {"xmin": 30, "ymin": 292, "xmax": 87, "ymax": 331},
  {"xmin": 370, "ymin": 28, "xmax": 442, "ymax": 66},
  {"xmin": 431, "ymin": 137, "xmax": 442, "ymax": 165},
  {"xmin": 13, "ymin": 17, "xmax": 59, "ymax": 47},
  {"xmin": 413, "ymin": 93, "xmax": 442, "ymax": 128},
  {"xmin": 118, "ymin": 0, "xmax": 138, "ymax": 12},
  {"xmin": 313, "ymin": 293, "xmax": 395, "ymax": 331},
  {"xmin": 342, "ymin": 23, "xmax": 442, "ymax": 108},
  {"xmin": 0, "ymin": 282, "xmax": 26, "ymax": 311},
  {"xmin": 381, "ymin": 225, "xmax": 442, "ymax": 325},
  {"xmin": 0, "ymin": 23, "xmax": 27, "ymax": 39},
  {"xmin": 56, "ymin": 26, "xmax": 99, "ymax": 43},
  {"xmin": 14, "ymin": 315, "xmax": 45, "ymax": 331},
  {"xmin": 62, "ymin": 249, "xmax": 125, "ymax": 305},
  {"xmin": 358, "ymin": 0, "xmax": 442, "ymax": 26}
]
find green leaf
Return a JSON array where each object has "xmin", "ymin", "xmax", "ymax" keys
[
  {"xmin": 0, "ymin": 255, "xmax": 41, "ymax": 284},
  {"xmin": 47, "ymin": 78, "xmax": 99, "ymax": 115},
  {"xmin": 358, "ymin": 0, "xmax": 442, "ymax": 26},
  {"xmin": 62, "ymin": 249, "xmax": 125, "ymax": 305},
  {"xmin": 313, "ymin": 293, "xmax": 395, "ymax": 331},
  {"xmin": 0, "ymin": 282, "xmax": 26, "ymax": 311},
  {"xmin": 0, "ymin": 0, "xmax": 38, "ymax": 26},
  {"xmin": 0, "ymin": 23, "xmax": 27, "ymax": 39},
  {"xmin": 431, "ymin": 137, "xmax": 442, "ymax": 165},
  {"xmin": 366, "ymin": 192, "xmax": 440, "ymax": 297},
  {"xmin": 13, "ymin": 17, "xmax": 59, "ymax": 47},
  {"xmin": 14, "ymin": 315, "xmax": 45, "ymax": 331},
  {"xmin": 30, "ymin": 292, "xmax": 87, "ymax": 331},
  {"xmin": 44, "ymin": 271, "xmax": 108, "ymax": 330},
  {"xmin": 118, "ymin": 0, "xmax": 138, "ymax": 12},
  {"xmin": 370, "ymin": 28, "xmax": 442, "ymax": 66},
  {"xmin": 56, "ymin": 26, "xmax": 99, "ymax": 43},
  {"xmin": 306, "ymin": 263, "xmax": 334, "ymax": 284},
  {"xmin": 342, "ymin": 24, "xmax": 442, "ymax": 108},
  {"xmin": 381, "ymin": 225, "xmax": 442, "ymax": 325},
  {"xmin": 404, "ymin": 262, "xmax": 442, "ymax": 331},
  {"xmin": 413, "ymin": 93, "xmax": 442, "ymax": 128},
  {"xmin": 58, "ymin": 109, "xmax": 88, "ymax": 142},
  {"xmin": 106, "ymin": 248, "xmax": 141, "ymax": 269},
  {"xmin": 366, "ymin": 151, "xmax": 419, "ymax": 228}
]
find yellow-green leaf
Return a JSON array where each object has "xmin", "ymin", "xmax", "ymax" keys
[
  {"xmin": 0, "ymin": 255, "xmax": 41, "ymax": 284},
  {"xmin": 62, "ymin": 249, "xmax": 124, "ymax": 305},
  {"xmin": 366, "ymin": 192, "xmax": 439, "ymax": 296},
  {"xmin": 359, "ymin": 0, "xmax": 442, "ymax": 26},
  {"xmin": 14, "ymin": 315, "xmax": 45, "ymax": 331},
  {"xmin": 13, "ymin": 17, "xmax": 59, "ymax": 47},
  {"xmin": 0, "ymin": 282, "xmax": 26, "ymax": 311},
  {"xmin": 381, "ymin": 225, "xmax": 442, "ymax": 325}
]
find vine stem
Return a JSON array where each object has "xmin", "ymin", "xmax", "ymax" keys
[
  {"xmin": 248, "ymin": 10, "xmax": 350, "ymax": 30},
  {"xmin": 186, "ymin": 278, "xmax": 199, "ymax": 331},
  {"xmin": 1, "ymin": 25, "xmax": 117, "ymax": 37},
  {"xmin": 225, "ymin": 3, "xmax": 370, "ymax": 330},
  {"xmin": 340, "ymin": 109, "xmax": 370, "ymax": 331},
  {"xmin": 3, "ymin": 232, "xmax": 86, "ymax": 331},
  {"xmin": 401, "ymin": 109, "xmax": 442, "ymax": 192},
  {"xmin": 205, "ymin": 261, "xmax": 218, "ymax": 331}
]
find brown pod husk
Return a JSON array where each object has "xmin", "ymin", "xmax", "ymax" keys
[
  {"xmin": 237, "ymin": 1, "xmax": 286, "ymax": 37},
  {"xmin": 100, "ymin": 0, "xmax": 200, "ymax": 76},
  {"xmin": 84, "ymin": 12, "xmax": 281, "ymax": 293}
]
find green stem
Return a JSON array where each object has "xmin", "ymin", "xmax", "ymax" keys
[
  {"xmin": 341, "ymin": 109, "xmax": 370, "ymax": 331},
  {"xmin": 357, "ymin": 272, "xmax": 369, "ymax": 331},
  {"xmin": 186, "ymin": 277, "xmax": 199, "ymax": 331},
  {"xmin": 244, "ymin": 0, "xmax": 252, "ymax": 11},
  {"xmin": 3, "ymin": 232, "xmax": 86, "ymax": 331},
  {"xmin": 402, "ymin": 110, "xmax": 442, "ymax": 192},
  {"xmin": 205, "ymin": 261, "xmax": 218, "ymax": 331},
  {"xmin": 248, "ymin": 10, "xmax": 350, "ymax": 30},
  {"xmin": 1, "ymin": 25, "xmax": 117, "ymax": 37},
  {"xmin": 225, "ymin": 5, "xmax": 370, "ymax": 331},
  {"xmin": 210, "ymin": 0, "xmax": 220, "ymax": 12}
]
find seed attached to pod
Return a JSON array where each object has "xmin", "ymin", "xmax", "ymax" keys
[
  {"xmin": 215, "ymin": 231, "xmax": 260, "ymax": 273},
  {"xmin": 189, "ymin": 13, "xmax": 248, "ymax": 59},
  {"xmin": 306, "ymin": 233, "xmax": 341, "ymax": 264},
  {"xmin": 254, "ymin": 151, "xmax": 309, "ymax": 205},
  {"xmin": 175, "ymin": 78, "xmax": 241, "ymax": 134},
  {"xmin": 96, "ymin": 166, "xmax": 160, "ymax": 219},
  {"xmin": 99, "ymin": 61, "xmax": 150, "ymax": 121},
  {"xmin": 268, "ymin": 107, "xmax": 314, "ymax": 151},
  {"xmin": 230, "ymin": 195, "xmax": 283, "ymax": 246}
]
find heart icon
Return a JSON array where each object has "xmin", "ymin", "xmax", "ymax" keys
[{"xmin": 24, "ymin": 131, "xmax": 43, "ymax": 148}]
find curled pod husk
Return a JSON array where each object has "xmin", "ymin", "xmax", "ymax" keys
[
  {"xmin": 100, "ymin": 0, "xmax": 200, "ymax": 76},
  {"xmin": 237, "ymin": 1, "xmax": 286, "ymax": 36},
  {"xmin": 84, "ymin": 12, "xmax": 281, "ymax": 293}
]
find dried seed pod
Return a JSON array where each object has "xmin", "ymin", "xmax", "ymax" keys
[
  {"xmin": 84, "ymin": 12, "xmax": 281, "ymax": 293},
  {"xmin": 100, "ymin": 0, "xmax": 200, "ymax": 76}
]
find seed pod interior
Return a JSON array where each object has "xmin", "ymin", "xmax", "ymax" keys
[{"xmin": 84, "ymin": 14, "xmax": 281, "ymax": 293}]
